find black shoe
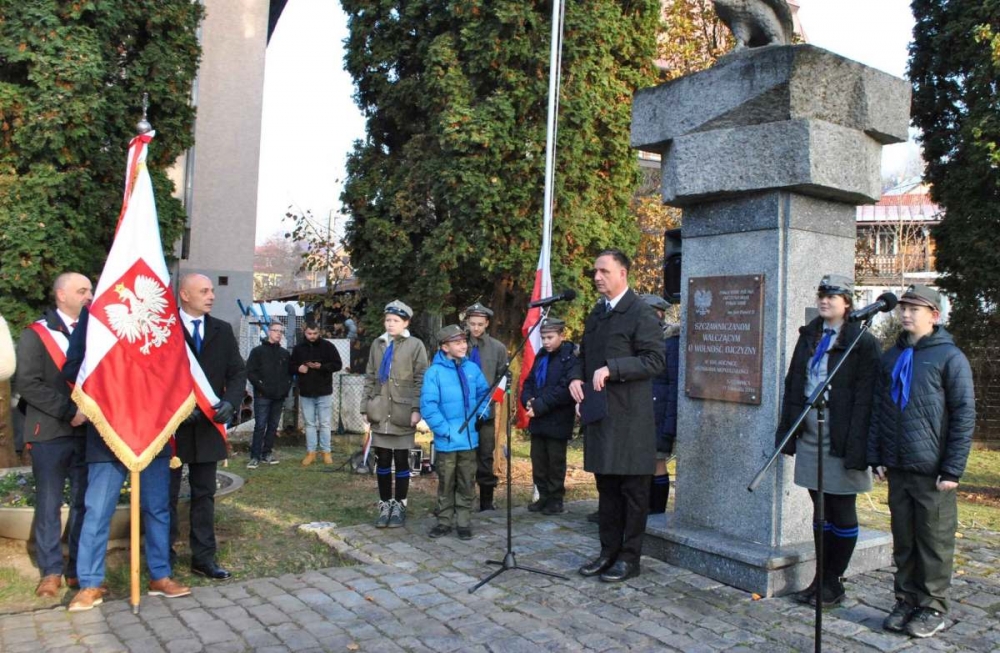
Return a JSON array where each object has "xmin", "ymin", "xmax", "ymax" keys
[
  {"xmin": 427, "ymin": 524, "xmax": 451, "ymax": 539},
  {"xmin": 906, "ymin": 607, "xmax": 945, "ymax": 638},
  {"xmin": 578, "ymin": 555, "xmax": 614, "ymax": 577},
  {"xmin": 541, "ymin": 499, "xmax": 564, "ymax": 515},
  {"xmin": 191, "ymin": 564, "xmax": 232, "ymax": 580},
  {"xmin": 809, "ymin": 578, "xmax": 846, "ymax": 607},
  {"xmin": 586, "ymin": 511, "xmax": 600, "ymax": 524},
  {"xmin": 456, "ymin": 527, "xmax": 473, "ymax": 541},
  {"xmin": 883, "ymin": 599, "xmax": 915, "ymax": 632},
  {"xmin": 600, "ymin": 560, "xmax": 640, "ymax": 583},
  {"xmin": 527, "ymin": 499, "xmax": 546, "ymax": 513},
  {"xmin": 792, "ymin": 579, "xmax": 818, "ymax": 604}
]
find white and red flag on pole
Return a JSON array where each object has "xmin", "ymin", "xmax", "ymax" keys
[
  {"xmin": 71, "ymin": 131, "xmax": 223, "ymax": 471},
  {"xmin": 516, "ymin": 248, "xmax": 552, "ymax": 428}
]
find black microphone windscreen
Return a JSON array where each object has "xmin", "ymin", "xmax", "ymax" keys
[
  {"xmin": 878, "ymin": 292, "xmax": 899, "ymax": 311},
  {"xmin": 563, "ymin": 289, "xmax": 577, "ymax": 301}
]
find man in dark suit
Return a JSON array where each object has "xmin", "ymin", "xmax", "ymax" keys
[
  {"xmin": 170, "ymin": 273, "xmax": 246, "ymax": 580},
  {"xmin": 570, "ymin": 250, "xmax": 664, "ymax": 582},
  {"xmin": 14, "ymin": 272, "xmax": 92, "ymax": 597}
]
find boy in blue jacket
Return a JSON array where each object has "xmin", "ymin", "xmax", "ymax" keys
[
  {"xmin": 421, "ymin": 324, "xmax": 489, "ymax": 540},
  {"xmin": 520, "ymin": 317, "xmax": 576, "ymax": 515}
]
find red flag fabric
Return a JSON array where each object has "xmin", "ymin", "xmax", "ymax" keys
[
  {"xmin": 72, "ymin": 132, "xmax": 222, "ymax": 471},
  {"xmin": 516, "ymin": 249, "xmax": 552, "ymax": 428}
]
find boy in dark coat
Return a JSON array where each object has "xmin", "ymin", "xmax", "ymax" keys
[
  {"xmin": 867, "ymin": 285, "xmax": 975, "ymax": 639},
  {"xmin": 520, "ymin": 318, "xmax": 576, "ymax": 515},
  {"xmin": 641, "ymin": 294, "xmax": 680, "ymax": 515}
]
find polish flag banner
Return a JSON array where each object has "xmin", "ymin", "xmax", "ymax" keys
[
  {"xmin": 71, "ymin": 132, "xmax": 222, "ymax": 472},
  {"xmin": 516, "ymin": 249, "xmax": 552, "ymax": 428}
]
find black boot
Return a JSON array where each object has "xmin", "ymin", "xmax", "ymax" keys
[
  {"xmin": 793, "ymin": 523, "xmax": 824, "ymax": 604},
  {"xmin": 478, "ymin": 485, "xmax": 496, "ymax": 512},
  {"xmin": 819, "ymin": 523, "xmax": 858, "ymax": 606}
]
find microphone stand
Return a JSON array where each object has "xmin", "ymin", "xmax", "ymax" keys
[
  {"xmin": 748, "ymin": 316, "xmax": 875, "ymax": 653},
  {"xmin": 469, "ymin": 305, "xmax": 569, "ymax": 593}
]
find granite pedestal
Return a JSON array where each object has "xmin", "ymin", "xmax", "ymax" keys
[{"xmin": 631, "ymin": 45, "xmax": 910, "ymax": 596}]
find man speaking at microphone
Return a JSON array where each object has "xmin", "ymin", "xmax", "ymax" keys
[{"xmin": 570, "ymin": 249, "xmax": 664, "ymax": 582}]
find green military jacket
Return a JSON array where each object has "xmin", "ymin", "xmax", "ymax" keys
[{"xmin": 364, "ymin": 331, "xmax": 428, "ymax": 436}]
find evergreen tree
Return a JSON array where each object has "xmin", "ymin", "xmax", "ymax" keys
[
  {"xmin": 0, "ymin": 1, "xmax": 203, "ymax": 328},
  {"xmin": 909, "ymin": 0, "xmax": 1000, "ymax": 342},
  {"xmin": 340, "ymin": 0, "xmax": 659, "ymax": 340}
]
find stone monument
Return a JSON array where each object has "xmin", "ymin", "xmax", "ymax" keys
[{"xmin": 631, "ymin": 44, "xmax": 910, "ymax": 596}]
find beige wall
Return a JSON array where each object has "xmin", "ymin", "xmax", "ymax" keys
[{"xmin": 173, "ymin": 0, "xmax": 268, "ymax": 328}]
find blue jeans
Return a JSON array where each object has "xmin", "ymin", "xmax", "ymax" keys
[
  {"xmin": 251, "ymin": 395, "xmax": 282, "ymax": 459},
  {"xmin": 30, "ymin": 436, "xmax": 87, "ymax": 577},
  {"xmin": 77, "ymin": 457, "xmax": 171, "ymax": 587},
  {"xmin": 300, "ymin": 394, "xmax": 332, "ymax": 453}
]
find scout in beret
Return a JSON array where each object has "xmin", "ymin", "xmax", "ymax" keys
[
  {"xmin": 777, "ymin": 273, "xmax": 882, "ymax": 608},
  {"xmin": 364, "ymin": 299, "xmax": 428, "ymax": 529},
  {"xmin": 869, "ymin": 283, "xmax": 973, "ymax": 637},
  {"xmin": 462, "ymin": 302, "xmax": 509, "ymax": 511},
  {"xmin": 421, "ymin": 324, "xmax": 489, "ymax": 540},
  {"xmin": 520, "ymin": 315, "xmax": 577, "ymax": 515}
]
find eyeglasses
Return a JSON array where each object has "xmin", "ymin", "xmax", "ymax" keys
[{"xmin": 269, "ymin": 327, "xmax": 285, "ymax": 333}]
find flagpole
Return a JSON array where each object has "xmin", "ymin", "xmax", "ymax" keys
[
  {"xmin": 130, "ymin": 470, "xmax": 141, "ymax": 613},
  {"xmin": 130, "ymin": 96, "xmax": 152, "ymax": 616},
  {"xmin": 541, "ymin": 0, "xmax": 566, "ymax": 262}
]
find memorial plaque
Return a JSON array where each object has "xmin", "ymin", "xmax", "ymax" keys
[{"xmin": 686, "ymin": 274, "xmax": 764, "ymax": 405}]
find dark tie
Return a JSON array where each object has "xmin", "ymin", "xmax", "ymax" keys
[
  {"xmin": 192, "ymin": 319, "xmax": 202, "ymax": 354},
  {"xmin": 70, "ymin": 321, "xmax": 78, "ymax": 330},
  {"xmin": 604, "ymin": 299, "xmax": 612, "ymax": 313}
]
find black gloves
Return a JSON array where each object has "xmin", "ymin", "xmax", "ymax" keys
[{"xmin": 212, "ymin": 401, "xmax": 235, "ymax": 424}]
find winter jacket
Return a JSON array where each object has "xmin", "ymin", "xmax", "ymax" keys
[
  {"xmin": 867, "ymin": 326, "xmax": 975, "ymax": 481},
  {"xmin": 246, "ymin": 341, "xmax": 292, "ymax": 400},
  {"xmin": 571, "ymin": 290, "xmax": 665, "ymax": 475},
  {"xmin": 0, "ymin": 314, "xmax": 14, "ymax": 382},
  {"xmin": 652, "ymin": 333, "xmax": 680, "ymax": 455},
  {"xmin": 363, "ymin": 331, "xmax": 428, "ymax": 436},
  {"xmin": 289, "ymin": 338, "xmax": 342, "ymax": 397},
  {"xmin": 520, "ymin": 341, "xmax": 576, "ymax": 440},
  {"xmin": 421, "ymin": 350, "xmax": 489, "ymax": 453},
  {"xmin": 776, "ymin": 318, "xmax": 881, "ymax": 470},
  {"xmin": 13, "ymin": 308, "xmax": 84, "ymax": 444}
]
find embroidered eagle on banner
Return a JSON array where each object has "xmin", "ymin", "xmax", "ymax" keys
[{"xmin": 105, "ymin": 275, "xmax": 177, "ymax": 354}]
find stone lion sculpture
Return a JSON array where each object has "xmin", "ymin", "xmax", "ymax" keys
[{"xmin": 713, "ymin": 0, "xmax": 794, "ymax": 50}]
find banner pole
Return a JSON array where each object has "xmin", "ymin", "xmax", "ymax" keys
[{"xmin": 130, "ymin": 470, "xmax": 141, "ymax": 614}]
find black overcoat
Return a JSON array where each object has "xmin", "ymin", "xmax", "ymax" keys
[
  {"xmin": 572, "ymin": 289, "xmax": 665, "ymax": 475},
  {"xmin": 776, "ymin": 317, "xmax": 881, "ymax": 470},
  {"xmin": 175, "ymin": 313, "xmax": 247, "ymax": 463}
]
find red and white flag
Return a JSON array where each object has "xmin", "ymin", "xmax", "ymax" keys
[
  {"xmin": 72, "ymin": 132, "xmax": 222, "ymax": 471},
  {"xmin": 516, "ymin": 247, "xmax": 552, "ymax": 428}
]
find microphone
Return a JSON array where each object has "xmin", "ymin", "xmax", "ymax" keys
[
  {"xmin": 848, "ymin": 292, "xmax": 899, "ymax": 322},
  {"xmin": 528, "ymin": 289, "xmax": 577, "ymax": 308}
]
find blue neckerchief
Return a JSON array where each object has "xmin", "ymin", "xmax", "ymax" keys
[
  {"xmin": 378, "ymin": 340, "xmax": 394, "ymax": 385},
  {"xmin": 534, "ymin": 353, "xmax": 550, "ymax": 388},
  {"xmin": 469, "ymin": 344, "xmax": 481, "ymax": 368},
  {"xmin": 891, "ymin": 347, "xmax": 914, "ymax": 411},
  {"xmin": 810, "ymin": 328, "xmax": 836, "ymax": 372}
]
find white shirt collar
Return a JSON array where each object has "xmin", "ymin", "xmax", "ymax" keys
[
  {"xmin": 56, "ymin": 309, "xmax": 78, "ymax": 333},
  {"xmin": 179, "ymin": 309, "xmax": 205, "ymax": 335},
  {"xmin": 606, "ymin": 287, "xmax": 629, "ymax": 310}
]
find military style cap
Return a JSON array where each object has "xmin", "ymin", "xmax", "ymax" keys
[
  {"xmin": 464, "ymin": 302, "xmax": 493, "ymax": 318},
  {"xmin": 640, "ymin": 293, "xmax": 670, "ymax": 312},
  {"xmin": 384, "ymin": 300, "xmax": 413, "ymax": 320},
  {"xmin": 437, "ymin": 324, "xmax": 466, "ymax": 344},
  {"xmin": 817, "ymin": 274, "xmax": 854, "ymax": 297},
  {"xmin": 539, "ymin": 317, "xmax": 566, "ymax": 333},
  {"xmin": 898, "ymin": 284, "xmax": 942, "ymax": 311}
]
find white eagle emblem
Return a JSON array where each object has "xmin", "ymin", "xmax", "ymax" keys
[
  {"xmin": 105, "ymin": 275, "xmax": 177, "ymax": 354},
  {"xmin": 694, "ymin": 289, "xmax": 713, "ymax": 317}
]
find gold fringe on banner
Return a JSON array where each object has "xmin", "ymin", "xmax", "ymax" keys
[{"xmin": 71, "ymin": 386, "xmax": 196, "ymax": 473}]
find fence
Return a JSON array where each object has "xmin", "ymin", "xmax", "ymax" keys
[{"xmin": 968, "ymin": 345, "xmax": 1000, "ymax": 447}]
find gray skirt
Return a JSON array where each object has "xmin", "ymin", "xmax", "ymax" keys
[
  {"xmin": 371, "ymin": 430, "xmax": 416, "ymax": 450},
  {"xmin": 794, "ymin": 407, "xmax": 872, "ymax": 495}
]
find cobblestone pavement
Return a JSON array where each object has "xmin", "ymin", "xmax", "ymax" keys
[{"xmin": 2, "ymin": 501, "xmax": 998, "ymax": 652}]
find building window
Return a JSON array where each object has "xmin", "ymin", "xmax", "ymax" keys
[{"xmin": 219, "ymin": 276, "xmax": 229, "ymax": 286}]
